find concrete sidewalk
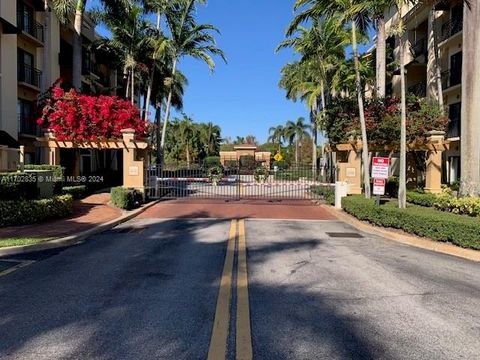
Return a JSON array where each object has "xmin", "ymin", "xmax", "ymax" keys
[{"xmin": 0, "ymin": 194, "xmax": 122, "ymax": 240}]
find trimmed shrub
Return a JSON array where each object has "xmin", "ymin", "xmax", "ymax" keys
[
  {"xmin": 342, "ymin": 195, "xmax": 480, "ymax": 250},
  {"xmin": 433, "ymin": 195, "xmax": 480, "ymax": 217},
  {"xmin": 62, "ymin": 185, "xmax": 87, "ymax": 200},
  {"xmin": 224, "ymin": 160, "xmax": 238, "ymax": 169},
  {"xmin": 111, "ymin": 187, "xmax": 143, "ymax": 210},
  {"xmin": 204, "ymin": 156, "xmax": 222, "ymax": 168},
  {"xmin": 0, "ymin": 195, "xmax": 73, "ymax": 227},
  {"xmin": 311, "ymin": 185, "xmax": 335, "ymax": 205},
  {"xmin": 406, "ymin": 190, "xmax": 438, "ymax": 207},
  {"xmin": 0, "ymin": 173, "xmax": 38, "ymax": 200},
  {"xmin": 239, "ymin": 155, "xmax": 256, "ymax": 170},
  {"xmin": 24, "ymin": 165, "xmax": 64, "ymax": 194},
  {"xmin": 272, "ymin": 160, "xmax": 288, "ymax": 170}
]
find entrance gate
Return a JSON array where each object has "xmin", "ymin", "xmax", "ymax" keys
[{"xmin": 145, "ymin": 166, "xmax": 327, "ymax": 201}]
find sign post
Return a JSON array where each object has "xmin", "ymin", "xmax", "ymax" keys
[{"xmin": 371, "ymin": 157, "xmax": 390, "ymax": 206}]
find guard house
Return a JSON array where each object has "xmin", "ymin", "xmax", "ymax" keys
[{"xmin": 220, "ymin": 144, "xmax": 271, "ymax": 168}]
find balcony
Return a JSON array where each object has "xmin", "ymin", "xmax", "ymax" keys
[
  {"xmin": 408, "ymin": 82, "xmax": 427, "ymax": 97},
  {"xmin": 18, "ymin": 62, "xmax": 42, "ymax": 89},
  {"xmin": 17, "ymin": 12, "xmax": 44, "ymax": 45},
  {"xmin": 440, "ymin": 17, "xmax": 463, "ymax": 43},
  {"xmin": 18, "ymin": 116, "xmax": 40, "ymax": 136},
  {"xmin": 412, "ymin": 37, "xmax": 427, "ymax": 59},
  {"xmin": 447, "ymin": 117, "xmax": 461, "ymax": 139},
  {"xmin": 441, "ymin": 68, "xmax": 462, "ymax": 90}
]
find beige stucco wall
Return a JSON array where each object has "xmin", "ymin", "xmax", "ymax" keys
[{"xmin": 0, "ymin": 22, "xmax": 18, "ymax": 139}]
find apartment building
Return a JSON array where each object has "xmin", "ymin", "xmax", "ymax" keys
[
  {"xmin": 385, "ymin": 0, "xmax": 464, "ymax": 184},
  {"xmin": 0, "ymin": 0, "xmax": 118, "ymax": 169}
]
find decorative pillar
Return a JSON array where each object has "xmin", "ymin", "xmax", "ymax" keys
[
  {"xmin": 122, "ymin": 128, "xmax": 146, "ymax": 192},
  {"xmin": 19, "ymin": 145, "xmax": 25, "ymax": 171},
  {"xmin": 425, "ymin": 131, "xmax": 446, "ymax": 194},
  {"xmin": 335, "ymin": 143, "xmax": 362, "ymax": 195}
]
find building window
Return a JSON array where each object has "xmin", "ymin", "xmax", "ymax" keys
[
  {"xmin": 447, "ymin": 102, "xmax": 461, "ymax": 139},
  {"xmin": 16, "ymin": 1, "xmax": 43, "ymax": 42},
  {"xmin": 450, "ymin": 52, "xmax": 462, "ymax": 87},
  {"xmin": 17, "ymin": 98, "xmax": 37, "ymax": 135},
  {"xmin": 18, "ymin": 48, "xmax": 41, "ymax": 87},
  {"xmin": 447, "ymin": 156, "xmax": 461, "ymax": 185}
]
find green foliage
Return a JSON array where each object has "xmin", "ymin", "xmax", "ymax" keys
[
  {"xmin": 24, "ymin": 165, "xmax": 64, "ymax": 179},
  {"xmin": 272, "ymin": 160, "xmax": 288, "ymax": 170},
  {"xmin": 325, "ymin": 96, "xmax": 448, "ymax": 148},
  {"xmin": 204, "ymin": 156, "xmax": 222, "ymax": 168},
  {"xmin": 207, "ymin": 166, "xmax": 223, "ymax": 182},
  {"xmin": 220, "ymin": 144, "xmax": 235, "ymax": 151},
  {"xmin": 342, "ymin": 196, "xmax": 480, "ymax": 250},
  {"xmin": 311, "ymin": 185, "xmax": 335, "ymax": 205},
  {"xmin": 224, "ymin": 160, "xmax": 238, "ymax": 169},
  {"xmin": 253, "ymin": 166, "xmax": 270, "ymax": 183},
  {"xmin": 406, "ymin": 190, "xmax": 438, "ymax": 207},
  {"xmin": 433, "ymin": 195, "xmax": 480, "ymax": 217},
  {"xmin": 0, "ymin": 173, "xmax": 38, "ymax": 200},
  {"xmin": 0, "ymin": 195, "xmax": 73, "ymax": 227},
  {"xmin": 111, "ymin": 187, "xmax": 144, "ymax": 210},
  {"xmin": 62, "ymin": 185, "xmax": 87, "ymax": 200},
  {"xmin": 239, "ymin": 155, "xmax": 256, "ymax": 170}
]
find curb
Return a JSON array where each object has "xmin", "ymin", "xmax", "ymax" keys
[
  {"xmin": 324, "ymin": 206, "xmax": 480, "ymax": 262},
  {"xmin": 0, "ymin": 200, "xmax": 161, "ymax": 257}
]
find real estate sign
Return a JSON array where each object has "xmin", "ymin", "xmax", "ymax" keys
[{"xmin": 372, "ymin": 157, "xmax": 390, "ymax": 179}]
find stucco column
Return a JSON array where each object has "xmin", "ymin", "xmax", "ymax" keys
[
  {"xmin": 425, "ymin": 131, "xmax": 445, "ymax": 194},
  {"xmin": 336, "ymin": 145, "xmax": 362, "ymax": 195},
  {"xmin": 122, "ymin": 129, "xmax": 145, "ymax": 191},
  {"xmin": 44, "ymin": 132, "xmax": 61, "ymax": 166}
]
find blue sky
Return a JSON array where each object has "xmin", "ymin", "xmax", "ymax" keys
[{"xmin": 89, "ymin": 0, "xmax": 372, "ymax": 144}]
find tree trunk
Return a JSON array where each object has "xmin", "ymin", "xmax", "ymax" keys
[
  {"xmin": 376, "ymin": 16, "xmax": 386, "ymax": 98},
  {"xmin": 131, "ymin": 68, "xmax": 135, "ymax": 105},
  {"xmin": 72, "ymin": 0, "xmax": 85, "ymax": 91},
  {"xmin": 460, "ymin": 1, "xmax": 480, "ymax": 196},
  {"xmin": 125, "ymin": 73, "xmax": 130, "ymax": 98},
  {"xmin": 42, "ymin": 0, "xmax": 51, "ymax": 91},
  {"xmin": 144, "ymin": 11, "xmax": 161, "ymax": 121},
  {"xmin": 398, "ymin": 6, "xmax": 407, "ymax": 209},
  {"xmin": 352, "ymin": 20, "xmax": 371, "ymax": 198},
  {"xmin": 429, "ymin": 9, "xmax": 444, "ymax": 113},
  {"xmin": 160, "ymin": 58, "xmax": 178, "ymax": 150},
  {"xmin": 311, "ymin": 100, "xmax": 318, "ymax": 176},
  {"xmin": 186, "ymin": 146, "xmax": 191, "ymax": 168}
]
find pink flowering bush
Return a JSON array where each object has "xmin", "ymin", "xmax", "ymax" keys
[{"xmin": 38, "ymin": 85, "xmax": 147, "ymax": 141}]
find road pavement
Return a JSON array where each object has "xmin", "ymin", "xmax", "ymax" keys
[{"xmin": 0, "ymin": 213, "xmax": 479, "ymax": 359}]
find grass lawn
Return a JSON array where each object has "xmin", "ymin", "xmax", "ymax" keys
[{"xmin": 0, "ymin": 237, "xmax": 55, "ymax": 248}]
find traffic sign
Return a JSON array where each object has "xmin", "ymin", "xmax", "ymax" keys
[
  {"xmin": 372, "ymin": 157, "xmax": 390, "ymax": 179},
  {"xmin": 274, "ymin": 153, "xmax": 283, "ymax": 162},
  {"xmin": 373, "ymin": 178, "xmax": 386, "ymax": 196}
]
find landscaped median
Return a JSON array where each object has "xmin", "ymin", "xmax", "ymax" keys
[{"xmin": 342, "ymin": 195, "xmax": 480, "ymax": 250}]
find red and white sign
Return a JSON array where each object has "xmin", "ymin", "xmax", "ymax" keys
[
  {"xmin": 373, "ymin": 178, "xmax": 386, "ymax": 196},
  {"xmin": 372, "ymin": 157, "xmax": 390, "ymax": 179}
]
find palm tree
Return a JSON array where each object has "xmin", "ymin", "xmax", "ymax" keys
[
  {"xmin": 178, "ymin": 115, "xmax": 195, "ymax": 167},
  {"xmin": 285, "ymin": 117, "xmax": 311, "ymax": 166},
  {"xmin": 278, "ymin": 16, "xmax": 349, "ymax": 174},
  {"xmin": 159, "ymin": 0, "xmax": 226, "ymax": 165},
  {"xmin": 201, "ymin": 122, "xmax": 222, "ymax": 156},
  {"xmin": 293, "ymin": 0, "xmax": 372, "ymax": 198},
  {"xmin": 268, "ymin": 125, "xmax": 285, "ymax": 152}
]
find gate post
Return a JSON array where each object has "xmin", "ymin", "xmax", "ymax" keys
[
  {"xmin": 122, "ymin": 129, "xmax": 146, "ymax": 193},
  {"xmin": 424, "ymin": 131, "xmax": 446, "ymax": 194}
]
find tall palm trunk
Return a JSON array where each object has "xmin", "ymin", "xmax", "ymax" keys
[
  {"xmin": 131, "ymin": 67, "xmax": 135, "ymax": 105},
  {"xmin": 320, "ymin": 84, "xmax": 326, "ymax": 161},
  {"xmin": 376, "ymin": 16, "xmax": 386, "ymax": 98},
  {"xmin": 125, "ymin": 73, "xmax": 130, "ymax": 98},
  {"xmin": 398, "ymin": 4, "xmax": 407, "ymax": 209},
  {"xmin": 186, "ymin": 145, "xmax": 191, "ymax": 168},
  {"xmin": 42, "ymin": 0, "xmax": 51, "ymax": 91},
  {"xmin": 144, "ymin": 11, "xmax": 161, "ymax": 121},
  {"xmin": 460, "ymin": 1, "xmax": 480, "ymax": 196},
  {"xmin": 311, "ymin": 98, "xmax": 318, "ymax": 176},
  {"xmin": 160, "ymin": 57, "xmax": 178, "ymax": 150},
  {"xmin": 295, "ymin": 139, "xmax": 299, "ymax": 166},
  {"xmin": 351, "ymin": 19, "xmax": 371, "ymax": 198},
  {"xmin": 72, "ymin": 0, "xmax": 85, "ymax": 91},
  {"xmin": 155, "ymin": 102, "xmax": 162, "ymax": 165},
  {"xmin": 429, "ymin": 8, "xmax": 444, "ymax": 113}
]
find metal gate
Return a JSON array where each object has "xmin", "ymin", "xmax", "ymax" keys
[{"xmin": 145, "ymin": 165, "xmax": 330, "ymax": 201}]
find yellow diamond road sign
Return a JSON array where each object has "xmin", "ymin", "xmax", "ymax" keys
[{"xmin": 274, "ymin": 153, "xmax": 283, "ymax": 162}]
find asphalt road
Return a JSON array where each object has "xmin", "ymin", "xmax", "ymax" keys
[{"xmin": 0, "ymin": 217, "xmax": 479, "ymax": 359}]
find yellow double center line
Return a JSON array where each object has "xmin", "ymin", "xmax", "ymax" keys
[{"xmin": 208, "ymin": 219, "xmax": 253, "ymax": 360}]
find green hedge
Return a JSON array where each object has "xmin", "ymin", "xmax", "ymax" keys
[
  {"xmin": 24, "ymin": 165, "xmax": 64, "ymax": 179},
  {"xmin": 434, "ymin": 195, "xmax": 480, "ymax": 217},
  {"xmin": 204, "ymin": 156, "xmax": 222, "ymax": 168},
  {"xmin": 111, "ymin": 187, "xmax": 144, "ymax": 210},
  {"xmin": 0, "ymin": 195, "xmax": 73, "ymax": 227},
  {"xmin": 0, "ymin": 173, "xmax": 38, "ymax": 200},
  {"xmin": 406, "ymin": 191, "xmax": 439, "ymax": 207},
  {"xmin": 62, "ymin": 185, "xmax": 87, "ymax": 200},
  {"xmin": 311, "ymin": 185, "xmax": 335, "ymax": 205},
  {"xmin": 342, "ymin": 195, "xmax": 480, "ymax": 250}
]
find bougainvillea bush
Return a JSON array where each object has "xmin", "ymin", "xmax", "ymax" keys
[
  {"xmin": 37, "ymin": 85, "xmax": 147, "ymax": 141},
  {"xmin": 324, "ymin": 96, "xmax": 448, "ymax": 148}
]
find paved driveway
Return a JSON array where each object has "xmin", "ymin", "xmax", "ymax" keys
[{"xmin": 0, "ymin": 205, "xmax": 479, "ymax": 359}]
